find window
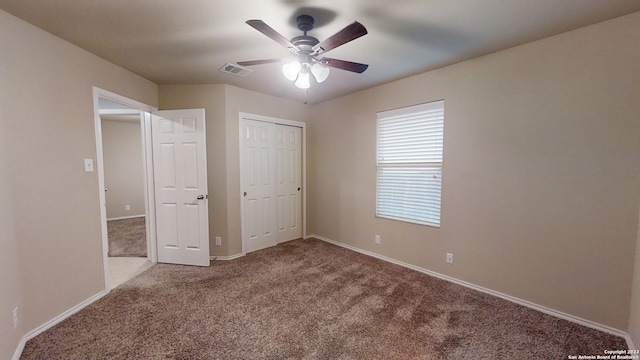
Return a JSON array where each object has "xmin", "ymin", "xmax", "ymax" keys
[{"xmin": 376, "ymin": 100, "xmax": 444, "ymax": 227}]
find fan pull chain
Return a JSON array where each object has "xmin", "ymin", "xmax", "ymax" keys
[{"xmin": 304, "ymin": 89, "xmax": 308, "ymax": 104}]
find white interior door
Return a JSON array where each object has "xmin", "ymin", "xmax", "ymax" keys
[
  {"xmin": 275, "ymin": 125, "xmax": 302, "ymax": 242},
  {"xmin": 242, "ymin": 119, "xmax": 278, "ymax": 253},
  {"xmin": 152, "ymin": 109, "xmax": 210, "ymax": 266}
]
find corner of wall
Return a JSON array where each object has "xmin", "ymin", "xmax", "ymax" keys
[{"xmin": 627, "ymin": 202, "xmax": 640, "ymax": 349}]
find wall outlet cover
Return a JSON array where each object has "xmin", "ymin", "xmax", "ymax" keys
[
  {"xmin": 446, "ymin": 253, "xmax": 454, "ymax": 264},
  {"xmin": 83, "ymin": 158, "xmax": 94, "ymax": 172}
]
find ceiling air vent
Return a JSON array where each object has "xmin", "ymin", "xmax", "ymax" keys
[{"xmin": 219, "ymin": 63, "xmax": 253, "ymax": 77}]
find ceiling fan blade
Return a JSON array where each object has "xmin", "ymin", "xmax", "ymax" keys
[
  {"xmin": 312, "ymin": 22, "xmax": 367, "ymax": 55},
  {"xmin": 237, "ymin": 59, "xmax": 288, "ymax": 66},
  {"xmin": 321, "ymin": 57, "xmax": 369, "ymax": 73},
  {"xmin": 246, "ymin": 20, "xmax": 298, "ymax": 52}
]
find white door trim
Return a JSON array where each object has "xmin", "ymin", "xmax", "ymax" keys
[
  {"xmin": 142, "ymin": 111, "xmax": 157, "ymax": 264},
  {"xmin": 239, "ymin": 112, "xmax": 307, "ymax": 255},
  {"xmin": 92, "ymin": 87, "xmax": 157, "ymax": 292}
]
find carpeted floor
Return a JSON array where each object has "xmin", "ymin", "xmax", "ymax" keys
[
  {"xmin": 107, "ymin": 217, "xmax": 147, "ymax": 257},
  {"xmin": 21, "ymin": 238, "xmax": 626, "ymax": 359}
]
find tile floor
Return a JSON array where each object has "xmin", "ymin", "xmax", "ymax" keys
[{"xmin": 108, "ymin": 257, "xmax": 154, "ymax": 288}]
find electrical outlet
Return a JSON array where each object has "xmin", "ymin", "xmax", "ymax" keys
[
  {"xmin": 125, "ymin": 205, "xmax": 131, "ymax": 211},
  {"xmin": 446, "ymin": 253, "xmax": 454, "ymax": 264},
  {"xmin": 13, "ymin": 307, "xmax": 18, "ymax": 329},
  {"xmin": 215, "ymin": 237, "xmax": 222, "ymax": 246},
  {"xmin": 374, "ymin": 234, "xmax": 381, "ymax": 244}
]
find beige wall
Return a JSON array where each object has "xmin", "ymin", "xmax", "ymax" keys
[
  {"xmin": 158, "ymin": 84, "xmax": 309, "ymax": 256},
  {"xmin": 101, "ymin": 119, "xmax": 146, "ymax": 219},
  {"xmin": 0, "ymin": 9, "xmax": 157, "ymax": 357},
  {"xmin": 630, "ymin": 206, "xmax": 640, "ymax": 348},
  {"xmin": 307, "ymin": 12, "xmax": 640, "ymax": 330},
  {"xmin": 0, "ymin": 98, "xmax": 23, "ymax": 360}
]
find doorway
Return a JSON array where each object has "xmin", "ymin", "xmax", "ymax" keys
[
  {"xmin": 94, "ymin": 90, "xmax": 155, "ymax": 290},
  {"xmin": 93, "ymin": 88, "xmax": 212, "ymax": 291}
]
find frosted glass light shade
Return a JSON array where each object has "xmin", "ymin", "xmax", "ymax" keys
[
  {"xmin": 282, "ymin": 61, "xmax": 302, "ymax": 81},
  {"xmin": 311, "ymin": 63, "xmax": 330, "ymax": 83},
  {"xmin": 294, "ymin": 71, "xmax": 310, "ymax": 89}
]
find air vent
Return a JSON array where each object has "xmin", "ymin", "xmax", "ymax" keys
[{"xmin": 219, "ymin": 63, "xmax": 253, "ymax": 77}]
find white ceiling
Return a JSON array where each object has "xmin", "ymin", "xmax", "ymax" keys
[{"xmin": 2, "ymin": 1, "xmax": 639, "ymax": 104}]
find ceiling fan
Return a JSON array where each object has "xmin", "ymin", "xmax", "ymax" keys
[{"xmin": 237, "ymin": 15, "xmax": 369, "ymax": 89}]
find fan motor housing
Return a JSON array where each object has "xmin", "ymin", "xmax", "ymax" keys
[{"xmin": 291, "ymin": 35, "xmax": 319, "ymax": 52}]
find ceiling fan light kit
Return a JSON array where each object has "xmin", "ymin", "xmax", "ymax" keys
[
  {"xmin": 282, "ymin": 60, "xmax": 329, "ymax": 88},
  {"xmin": 238, "ymin": 14, "xmax": 368, "ymax": 90}
]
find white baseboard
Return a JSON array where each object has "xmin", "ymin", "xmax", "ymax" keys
[
  {"xmin": 12, "ymin": 289, "xmax": 109, "ymax": 360},
  {"xmin": 107, "ymin": 215, "xmax": 145, "ymax": 221},
  {"xmin": 212, "ymin": 253, "xmax": 245, "ymax": 261},
  {"xmin": 11, "ymin": 337, "xmax": 26, "ymax": 360},
  {"xmin": 310, "ymin": 234, "xmax": 633, "ymax": 348}
]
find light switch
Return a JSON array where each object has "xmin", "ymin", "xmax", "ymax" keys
[{"xmin": 84, "ymin": 159, "xmax": 94, "ymax": 172}]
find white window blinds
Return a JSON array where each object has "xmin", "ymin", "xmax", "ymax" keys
[{"xmin": 376, "ymin": 100, "xmax": 444, "ymax": 227}]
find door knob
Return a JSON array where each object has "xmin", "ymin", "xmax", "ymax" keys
[
  {"xmin": 197, "ymin": 195, "xmax": 205, "ymax": 200},
  {"xmin": 244, "ymin": 192, "xmax": 247, "ymax": 197},
  {"xmin": 298, "ymin": 187, "xmax": 301, "ymax": 191}
]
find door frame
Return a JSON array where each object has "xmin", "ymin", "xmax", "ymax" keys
[
  {"xmin": 239, "ymin": 112, "xmax": 307, "ymax": 255},
  {"xmin": 92, "ymin": 87, "xmax": 157, "ymax": 291}
]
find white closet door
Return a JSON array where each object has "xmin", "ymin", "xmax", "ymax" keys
[
  {"xmin": 275, "ymin": 125, "xmax": 302, "ymax": 242},
  {"xmin": 242, "ymin": 119, "xmax": 278, "ymax": 253},
  {"xmin": 241, "ymin": 118, "xmax": 303, "ymax": 254}
]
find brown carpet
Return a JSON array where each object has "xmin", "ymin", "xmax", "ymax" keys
[
  {"xmin": 107, "ymin": 217, "xmax": 147, "ymax": 257},
  {"xmin": 21, "ymin": 238, "xmax": 626, "ymax": 359}
]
